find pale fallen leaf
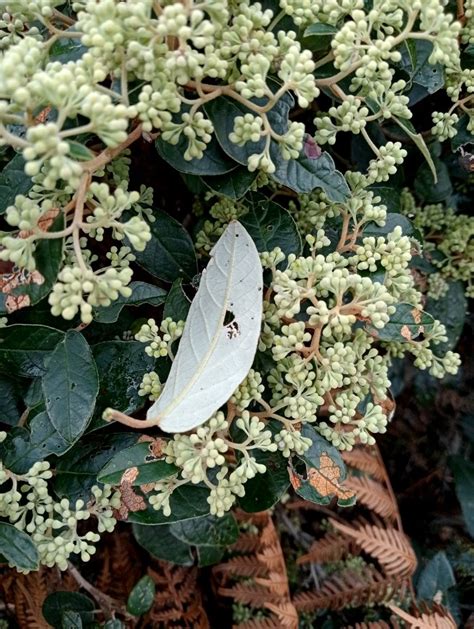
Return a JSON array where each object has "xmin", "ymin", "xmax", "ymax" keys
[{"xmin": 146, "ymin": 220, "xmax": 263, "ymax": 432}]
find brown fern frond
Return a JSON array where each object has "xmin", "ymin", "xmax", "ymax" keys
[
  {"xmin": 146, "ymin": 561, "xmax": 209, "ymax": 628},
  {"xmin": 95, "ymin": 529, "xmax": 143, "ymax": 601},
  {"xmin": 388, "ymin": 603, "xmax": 457, "ymax": 628},
  {"xmin": 345, "ymin": 622, "xmax": 393, "ymax": 628},
  {"xmin": 232, "ymin": 532, "xmax": 261, "ymax": 553},
  {"xmin": 331, "ymin": 519, "xmax": 417, "ymax": 577},
  {"xmin": 0, "ymin": 567, "xmax": 78, "ymax": 629},
  {"xmin": 345, "ymin": 475, "xmax": 397, "ymax": 521},
  {"xmin": 293, "ymin": 567, "xmax": 408, "ymax": 612},
  {"xmin": 214, "ymin": 512, "xmax": 298, "ymax": 629},
  {"xmin": 297, "ymin": 528, "xmax": 353, "ymax": 565},
  {"xmin": 342, "ymin": 447, "xmax": 385, "ymax": 481},
  {"xmin": 236, "ymin": 618, "xmax": 285, "ymax": 629}
]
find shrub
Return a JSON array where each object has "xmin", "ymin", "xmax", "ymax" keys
[{"xmin": 0, "ymin": 0, "xmax": 472, "ymax": 601}]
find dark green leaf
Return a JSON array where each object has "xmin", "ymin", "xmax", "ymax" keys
[
  {"xmin": 132, "ymin": 210, "xmax": 197, "ymax": 282},
  {"xmin": 49, "ymin": 29, "xmax": 87, "ymax": 62},
  {"xmin": 362, "ymin": 213, "xmax": 421, "ymax": 241},
  {"xmin": 0, "ymin": 411, "xmax": 70, "ymax": 474},
  {"xmin": 156, "ymin": 135, "xmax": 236, "ymax": 176},
  {"xmin": 163, "ymin": 279, "xmax": 191, "ymax": 321},
  {"xmin": 170, "ymin": 513, "xmax": 238, "ymax": 566},
  {"xmin": 241, "ymin": 195, "xmax": 302, "ymax": 256},
  {"xmin": 0, "ymin": 373, "xmax": 23, "ymax": 425},
  {"xmin": 449, "ymin": 456, "xmax": 474, "ymax": 538},
  {"xmin": 426, "ymin": 281, "xmax": 466, "ymax": 353},
  {"xmin": 302, "ymin": 23, "xmax": 338, "ymax": 52},
  {"xmin": 42, "ymin": 331, "xmax": 99, "ymax": 444},
  {"xmin": 126, "ymin": 576, "xmax": 155, "ymax": 616},
  {"xmin": 98, "ymin": 441, "xmax": 178, "ymax": 484},
  {"xmin": 65, "ymin": 140, "xmax": 94, "ymax": 161},
  {"xmin": 0, "ymin": 523, "xmax": 39, "ymax": 571},
  {"xmin": 61, "ymin": 611, "xmax": 83, "ymax": 629},
  {"xmin": 133, "ymin": 523, "xmax": 193, "ymax": 565},
  {"xmin": 133, "ymin": 514, "xmax": 238, "ymax": 567},
  {"xmin": 0, "ymin": 154, "xmax": 32, "ymax": 214},
  {"xmin": 414, "ymin": 156, "xmax": 452, "ymax": 203},
  {"xmin": 397, "ymin": 40, "xmax": 443, "ymax": 101},
  {"xmin": 0, "ymin": 324, "xmax": 65, "ymax": 378},
  {"xmin": 417, "ymin": 551, "xmax": 456, "ymax": 601},
  {"xmin": 126, "ymin": 484, "xmax": 210, "ymax": 524},
  {"xmin": 202, "ymin": 167, "xmax": 257, "ymax": 199},
  {"xmin": 366, "ymin": 303, "xmax": 435, "ymax": 342},
  {"xmin": 392, "ymin": 117, "xmax": 437, "ymax": 182},
  {"xmin": 238, "ymin": 420, "xmax": 289, "ymax": 513},
  {"xmin": 94, "ymin": 281, "xmax": 167, "ymax": 323},
  {"xmin": 54, "ymin": 433, "xmax": 138, "ymax": 501},
  {"xmin": 451, "ymin": 114, "xmax": 473, "ymax": 151},
  {"xmin": 103, "ymin": 621, "xmax": 125, "ymax": 629},
  {"xmin": 42, "ymin": 592, "xmax": 95, "ymax": 628},
  {"xmin": 91, "ymin": 341, "xmax": 155, "ymax": 428},
  {"xmin": 271, "ymin": 151, "xmax": 350, "ymax": 202},
  {"xmin": 368, "ymin": 185, "xmax": 401, "ymax": 213}
]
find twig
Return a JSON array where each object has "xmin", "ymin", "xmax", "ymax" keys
[{"xmin": 67, "ymin": 562, "xmax": 133, "ymax": 621}]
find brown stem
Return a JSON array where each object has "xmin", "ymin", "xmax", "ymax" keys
[
  {"xmin": 82, "ymin": 124, "xmax": 144, "ymax": 173},
  {"xmin": 67, "ymin": 563, "xmax": 133, "ymax": 622},
  {"xmin": 104, "ymin": 408, "xmax": 159, "ymax": 429}
]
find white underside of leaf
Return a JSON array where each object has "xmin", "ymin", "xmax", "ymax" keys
[{"xmin": 147, "ymin": 221, "xmax": 263, "ymax": 432}]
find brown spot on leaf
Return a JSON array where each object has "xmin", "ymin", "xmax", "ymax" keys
[
  {"xmin": 288, "ymin": 467, "xmax": 302, "ymax": 490},
  {"xmin": 116, "ymin": 467, "xmax": 147, "ymax": 520},
  {"xmin": 5, "ymin": 294, "xmax": 30, "ymax": 313},
  {"xmin": 401, "ymin": 325, "xmax": 412, "ymax": 341},
  {"xmin": 138, "ymin": 435, "xmax": 166, "ymax": 459},
  {"xmin": 411, "ymin": 309, "xmax": 422, "ymax": 324}
]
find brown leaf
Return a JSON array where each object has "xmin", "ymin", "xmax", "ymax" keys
[
  {"xmin": 116, "ymin": 467, "xmax": 147, "ymax": 519},
  {"xmin": 19, "ymin": 208, "xmax": 60, "ymax": 238},
  {"xmin": 138, "ymin": 435, "xmax": 167, "ymax": 459},
  {"xmin": 307, "ymin": 452, "xmax": 356, "ymax": 502}
]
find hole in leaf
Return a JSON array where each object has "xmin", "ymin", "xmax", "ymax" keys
[{"xmin": 223, "ymin": 309, "xmax": 240, "ymax": 339}]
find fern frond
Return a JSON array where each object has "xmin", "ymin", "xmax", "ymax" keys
[
  {"xmin": 293, "ymin": 567, "xmax": 408, "ymax": 612},
  {"xmin": 388, "ymin": 603, "xmax": 457, "ymax": 628},
  {"xmin": 345, "ymin": 475, "xmax": 397, "ymax": 521},
  {"xmin": 342, "ymin": 447, "xmax": 385, "ymax": 481},
  {"xmin": 297, "ymin": 529, "xmax": 353, "ymax": 565},
  {"xmin": 331, "ymin": 519, "xmax": 417, "ymax": 577}
]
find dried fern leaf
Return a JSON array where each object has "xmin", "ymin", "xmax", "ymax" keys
[
  {"xmin": 147, "ymin": 562, "xmax": 209, "ymax": 628},
  {"xmin": 214, "ymin": 512, "xmax": 297, "ymax": 629},
  {"xmin": 293, "ymin": 567, "xmax": 408, "ymax": 612},
  {"xmin": 297, "ymin": 529, "xmax": 353, "ymax": 565},
  {"xmin": 331, "ymin": 520, "xmax": 417, "ymax": 577},
  {"xmin": 342, "ymin": 447, "xmax": 385, "ymax": 481},
  {"xmin": 345, "ymin": 622, "xmax": 393, "ymax": 628},
  {"xmin": 344, "ymin": 475, "xmax": 397, "ymax": 521},
  {"xmin": 388, "ymin": 603, "xmax": 457, "ymax": 629},
  {"xmin": 236, "ymin": 618, "xmax": 284, "ymax": 629}
]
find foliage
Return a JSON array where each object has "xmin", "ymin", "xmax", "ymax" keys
[{"xmin": 0, "ymin": 0, "xmax": 473, "ymax": 626}]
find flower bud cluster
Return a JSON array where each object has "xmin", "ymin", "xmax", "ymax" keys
[
  {"xmin": 135, "ymin": 317, "xmax": 185, "ymax": 359},
  {"xmin": 0, "ymin": 458, "xmax": 120, "ymax": 571}
]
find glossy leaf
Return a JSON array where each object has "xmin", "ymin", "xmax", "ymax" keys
[
  {"xmin": 54, "ymin": 433, "xmax": 138, "ymax": 501},
  {"xmin": 0, "ymin": 410, "xmax": 69, "ymax": 474},
  {"xmin": 132, "ymin": 209, "xmax": 197, "ymax": 282},
  {"xmin": 426, "ymin": 281, "xmax": 466, "ymax": 353},
  {"xmin": 156, "ymin": 134, "xmax": 236, "ymax": 176},
  {"xmin": 98, "ymin": 441, "xmax": 178, "ymax": 484},
  {"xmin": 0, "ymin": 523, "xmax": 39, "ymax": 571},
  {"xmin": 94, "ymin": 281, "xmax": 167, "ymax": 323},
  {"xmin": 91, "ymin": 341, "xmax": 155, "ymax": 426},
  {"xmin": 145, "ymin": 221, "xmax": 262, "ymax": 432},
  {"xmin": 126, "ymin": 484, "xmax": 210, "ymax": 525},
  {"xmin": 366, "ymin": 303, "xmax": 435, "ymax": 342},
  {"xmin": 0, "ymin": 154, "xmax": 32, "ymax": 214},
  {"xmin": 163, "ymin": 278, "xmax": 191, "ymax": 321},
  {"xmin": 417, "ymin": 552, "xmax": 456, "ymax": 601},
  {"xmin": 0, "ymin": 324, "xmax": 65, "ymax": 378},
  {"xmin": 127, "ymin": 576, "xmax": 156, "ymax": 616},
  {"xmin": 449, "ymin": 456, "xmax": 474, "ymax": 538},
  {"xmin": 202, "ymin": 166, "xmax": 257, "ymax": 199},
  {"xmin": 42, "ymin": 592, "xmax": 95, "ymax": 628},
  {"xmin": 133, "ymin": 522, "xmax": 194, "ymax": 565},
  {"xmin": 241, "ymin": 195, "xmax": 302, "ymax": 256},
  {"xmin": 0, "ymin": 374, "xmax": 23, "ymax": 425},
  {"xmin": 42, "ymin": 331, "xmax": 99, "ymax": 444},
  {"xmin": 271, "ymin": 150, "xmax": 350, "ymax": 202}
]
